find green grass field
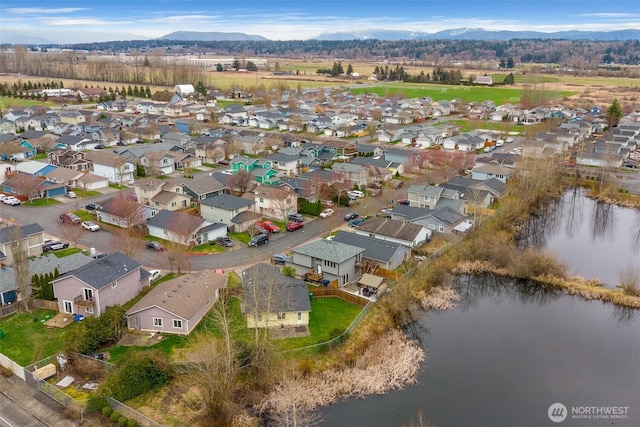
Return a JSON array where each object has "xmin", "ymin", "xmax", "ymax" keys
[
  {"xmin": 350, "ymin": 82, "xmax": 576, "ymax": 105},
  {"xmin": 0, "ymin": 96, "xmax": 55, "ymax": 109},
  {"xmin": 0, "ymin": 309, "xmax": 78, "ymax": 366}
]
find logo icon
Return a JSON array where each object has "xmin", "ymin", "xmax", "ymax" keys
[{"xmin": 548, "ymin": 403, "xmax": 568, "ymax": 423}]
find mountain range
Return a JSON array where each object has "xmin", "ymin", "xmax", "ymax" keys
[{"xmin": 159, "ymin": 31, "xmax": 268, "ymax": 41}]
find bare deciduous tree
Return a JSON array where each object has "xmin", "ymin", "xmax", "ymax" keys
[
  {"xmin": 9, "ymin": 224, "xmax": 30, "ymax": 311},
  {"xmin": 10, "ymin": 174, "xmax": 44, "ymax": 201},
  {"xmin": 59, "ymin": 222, "xmax": 85, "ymax": 248},
  {"xmin": 227, "ymin": 170, "xmax": 255, "ymax": 194}
]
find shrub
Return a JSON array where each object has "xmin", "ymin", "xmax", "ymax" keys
[
  {"xmin": 110, "ymin": 412, "xmax": 121, "ymax": 423},
  {"xmin": 103, "ymin": 350, "xmax": 173, "ymax": 401},
  {"xmin": 86, "ymin": 396, "xmax": 109, "ymax": 413},
  {"xmin": 126, "ymin": 419, "xmax": 139, "ymax": 427},
  {"xmin": 101, "ymin": 406, "xmax": 113, "ymax": 418},
  {"xmin": 118, "ymin": 416, "xmax": 129, "ymax": 426},
  {"xmin": 511, "ymin": 248, "xmax": 567, "ymax": 279}
]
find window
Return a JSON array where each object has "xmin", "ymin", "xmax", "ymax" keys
[
  {"xmin": 153, "ymin": 318, "xmax": 163, "ymax": 327},
  {"xmin": 259, "ymin": 197, "xmax": 264, "ymax": 203},
  {"xmin": 324, "ymin": 260, "xmax": 337, "ymax": 269},
  {"xmin": 277, "ymin": 312, "xmax": 286, "ymax": 320},
  {"xmin": 163, "ymin": 229, "xmax": 168, "ymax": 235},
  {"xmin": 86, "ymin": 306, "xmax": 93, "ymax": 314},
  {"xmin": 438, "ymin": 226, "xmax": 445, "ymax": 233},
  {"xmin": 297, "ymin": 312, "xmax": 302, "ymax": 321},
  {"xmin": 111, "ymin": 281, "xmax": 117, "ymax": 289},
  {"xmin": 173, "ymin": 319, "xmax": 182, "ymax": 328},
  {"xmin": 63, "ymin": 300, "xmax": 73, "ymax": 314},
  {"xmin": 171, "ymin": 201, "xmax": 176, "ymax": 207},
  {"xmin": 428, "ymin": 224, "xmax": 436, "ymax": 230},
  {"xmin": 254, "ymin": 314, "xmax": 262, "ymax": 322}
]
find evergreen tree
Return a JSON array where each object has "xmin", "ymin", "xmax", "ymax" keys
[
  {"xmin": 507, "ymin": 57, "xmax": 515, "ymax": 68},
  {"xmin": 216, "ymin": 63, "xmax": 223, "ymax": 72},
  {"xmin": 606, "ymin": 99, "xmax": 623, "ymax": 128},
  {"xmin": 347, "ymin": 63, "xmax": 354, "ymax": 75}
]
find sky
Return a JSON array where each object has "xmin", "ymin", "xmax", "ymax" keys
[{"xmin": 1, "ymin": 0, "xmax": 639, "ymax": 44}]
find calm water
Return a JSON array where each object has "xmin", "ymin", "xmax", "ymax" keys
[
  {"xmin": 319, "ymin": 276, "xmax": 640, "ymax": 426},
  {"xmin": 519, "ymin": 187, "xmax": 640, "ymax": 287}
]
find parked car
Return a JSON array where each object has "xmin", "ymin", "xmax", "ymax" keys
[
  {"xmin": 85, "ymin": 202, "xmax": 103, "ymax": 211},
  {"xmin": 496, "ymin": 139, "xmax": 505, "ymax": 147},
  {"xmin": 506, "ymin": 137, "xmax": 514, "ymax": 143},
  {"xmin": 146, "ymin": 241, "xmax": 165, "ymax": 251},
  {"xmin": 217, "ymin": 160, "xmax": 230, "ymax": 165},
  {"xmin": 391, "ymin": 180, "xmax": 404, "ymax": 189},
  {"xmin": 91, "ymin": 253, "xmax": 110, "ymax": 259},
  {"xmin": 148, "ymin": 269, "xmax": 162, "ymax": 282},
  {"xmin": 257, "ymin": 221, "xmax": 280, "ymax": 233},
  {"xmin": 347, "ymin": 190, "xmax": 365, "ymax": 199},
  {"xmin": 397, "ymin": 199, "xmax": 410, "ymax": 206},
  {"xmin": 344, "ymin": 212, "xmax": 359, "ymax": 221},
  {"xmin": 95, "ymin": 144, "xmax": 105, "ymax": 149},
  {"xmin": 286, "ymin": 222, "xmax": 304, "ymax": 232},
  {"xmin": 349, "ymin": 218, "xmax": 366, "ymax": 227},
  {"xmin": 67, "ymin": 191, "xmax": 77, "ymax": 198},
  {"xmin": 3, "ymin": 196, "xmax": 21, "ymax": 205},
  {"xmin": 248, "ymin": 233, "xmax": 269, "ymax": 247},
  {"xmin": 272, "ymin": 253, "xmax": 287, "ymax": 265},
  {"xmin": 379, "ymin": 208, "xmax": 392, "ymax": 218},
  {"xmin": 319, "ymin": 208, "xmax": 334, "ymax": 218},
  {"xmin": 60, "ymin": 212, "xmax": 81, "ymax": 225},
  {"xmin": 287, "ymin": 213, "xmax": 304, "ymax": 223},
  {"xmin": 82, "ymin": 221, "xmax": 100, "ymax": 232},
  {"xmin": 215, "ymin": 236, "xmax": 234, "ymax": 247},
  {"xmin": 42, "ymin": 240, "xmax": 69, "ymax": 252}
]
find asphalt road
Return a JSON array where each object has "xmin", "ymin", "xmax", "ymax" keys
[
  {"xmin": 0, "ymin": 393, "xmax": 47, "ymax": 427},
  {"xmin": 4, "ymin": 192, "xmax": 346, "ymax": 272}
]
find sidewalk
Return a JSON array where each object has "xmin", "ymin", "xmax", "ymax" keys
[{"xmin": 0, "ymin": 375, "xmax": 77, "ymax": 427}]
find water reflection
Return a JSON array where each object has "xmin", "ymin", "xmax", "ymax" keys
[{"xmin": 520, "ymin": 188, "xmax": 640, "ymax": 286}]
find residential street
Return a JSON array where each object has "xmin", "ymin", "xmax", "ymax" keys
[{"xmin": 2, "ymin": 192, "xmax": 345, "ymax": 272}]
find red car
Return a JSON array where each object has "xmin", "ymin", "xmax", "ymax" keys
[
  {"xmin": 257, "ymin": 221, "xmax": 280, "ymax": 233},
  {"xmin": 286, "ymin": 222, "xmax": 304, "ymax": 232}
]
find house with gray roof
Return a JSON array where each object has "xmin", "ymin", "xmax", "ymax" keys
[
  {"xmin": 242, "ymin": 264, "xmax": 311, "ymax": 329},
  {"xmin": 0, "ymin": 223, "xmax": 45, "ymax": 266},
  {"xmin": 0, "ymin": 252, "xmax": 93, "ymax": 305},
  {"xmin": 331, "ymin": 230, "xmax": 410, "ymax": 270},
  {"xmin": 126, "ymin": 269, "xmax": 227, "ymax": 335},
  {"xmin": 287, "ymin": 239, "xmax": 365, "ymax": 286},
  {"xmin": 200, "ymin": 194, "xmax": 260, "ymax": 232},
  {"xmin": 51, "ymin": 252, "xmax": 149, "ymax": 317},
  {"xmin": 147, "ymin": 210, "xmax": 227, "ymax": 245},
  {"xmin": 180, "ymin": 176, "xmax": 226, "ymax": 201}
]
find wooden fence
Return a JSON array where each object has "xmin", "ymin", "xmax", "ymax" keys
[
  {"xmin": 31, "ymin": 299, "xmax": 59, "ymax": 311},
  {"xmin": 0, "ymin": 304, "xmax": 18, "ymax": 318},
  {"xmin": 309, "ymin": 288, "xmax": 369, "ymax": 307}
]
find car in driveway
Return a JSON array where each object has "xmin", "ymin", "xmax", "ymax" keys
[
  {"xmin": 319, "ymin": 208, "xmax": 334, "ymax": 218},
  {"xmin": 67, "ymin": 191, "xmax": 77, "ymax": 198},
  {"xmin": 349, "ymin": 218, "xmax": 366, "ymax": 227},
  {"xmin": 148, "ymin": 269, "xmax": 162, "ymax": 282},
  {"xmin": 257, "ymin": 221, "xmax": 280, "ymax": 233},
  {"xmin": 60, "ymin": 212, "xmax": 81, "ymax": 224},
  {"xmin": 344, "ymin": 212, "xmax": 359, "ymax": 221},
  {"xmin": 272, "ymin": 253, "xmax": 287, "ymax": 265},
  {"xmin": 248, "ymin": 233, "xmax": 269, "ymax": 247},
  {"xmin": 42, "ymin": 240, "xmax": 69, "ymax": 252},
  {"xmin": 287, "ymin": 213, "xmax": 304, "ymax": 223},
  {"xmin": 82, "ymin": 221, "xmax": 100, "ymax": 231},
  {"xmin": 286, "ymin": 222, "xmax": 304, "ymax": 232},
  {"xmin": 85, "ymin": 202, "xmax": 103, "ymax": 211},
  {"xmin": 3, "ymin": 196, "xmax": 21, "ymax": 205},
  {"xmin": 146, "ymin": 241, "xmax": 165, "ymax": 251},
  {"xmin": 215, "ymin": 236, "xmax": 234, "ymax": 247}
]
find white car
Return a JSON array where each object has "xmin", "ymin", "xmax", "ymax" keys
[
  {"xmin": 3, "ymin": 196, "xmax": 21, "ymax": 205},
  {"xmin": 506, "ymin": 137, "xmax": 514, "ymax": 143},
  {"xmin": 67, "ymin": 191, "xmax": 77, "ymax": 198},
  {"xmin": 496, "ymin": 139, "xmax": 504, "ymax": 147},
  {"xmin": 319, "ymin": 208, "xmax": 334, "ymax": 218},
  {"xmin": 148, "ymin": 269, "xmax": 162, "ymax": 282},
  {"xmin": 82, "ymin": 221, "xmax": 100, "ymax": 232}
]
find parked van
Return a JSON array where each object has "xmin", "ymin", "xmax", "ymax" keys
[
  {"xmin": 347, "ymin": 190, "xmax": 364, "ymax": 199},
  {"xmin": 272, "ymin": 253, "xmax": 287, "ymax": 265},
  {"xmin": 60, "ymin": 212, "xmax": 81, "ymax": 225},
  {"xmin": 248, "ymin": 233, "xmax": 269, "ymax": 247}
]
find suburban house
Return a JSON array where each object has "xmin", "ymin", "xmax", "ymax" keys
[
  {"xmin": 126, "ymin": 269, "xmax": 227, "ymax": 335},
  {"xmin": 96, "ymin": 195, "xmax": 147, "ymax": 228},
  {"xmin": 180, "ymin": 176, "xmax": 226, "ymax": 201},
  {"xmin": 263, "ymin": 153, "xmax": 300, "ymax": 176},
  {"xmin": 0, "ymin": 223, "xmax": 45, "ymax": 266},
  {"xmin": 242, "ymin": 263, "xmax": 311, "ymax": 329},
  {"xmin": 331, "ymin": 162, "xmax": 369, "ymax": 187},
  {"xmin": 140, "ymin": 151, "xmax": 175, "ymax": 175},
  {"xmin": 44, "ymin": 167, "xmax": 109, "ymax": 190},
  {"xmin": 471, "ymin": 162, "xmax": 514, "ymax": 183},
  {"xmin": 331, "ymin": 230, "xmax": 411, "ymax": 271},
  {"xmin": 392, "ymin": 205, "xmax": 473, "ymax": 235},
  {"xmin": 48, "ymin": 149, "xmax": 92, "ymax": 172},
  {"xmin": 408, "ymin": 184, "xmax": 467, "ymax": 213},
  {"xmin": 146, "ymin": 210, "xmax": 227, "ymax": 245},
  {"xmin": 230, "ymin": 155, "xmax": 278, "ymax": 184},
  {"xmin": 355, "ymin": 217, "xmax": 431, "ymax": 248},
  {"xmin": 286, "ymin": 239, "xmax": 365, "ymax": 287},
  {"xmin": 51, "ymin": 252, "xmax": 149, "ymax": 317},
  {"xmin": 199, "ymin": 194, "xmax": 261, "ymax": 232},
  {"xmin": 253, "ymin": 185, "xmax": 298, "ymax": 220},
  {"xmin": 133, "ymin": 177, "xmax": 191, "ymax": 211},
  {"xmin": 1, "ymin": 174, "xmax": 68, "ymax": 200},
  {"xmin": 84, "ymin": 150, "xmax": 136, "ymax": 184}
]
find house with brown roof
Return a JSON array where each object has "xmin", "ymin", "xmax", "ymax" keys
[
  {"xmin": 125, "ymin": 270, "xmax": 227, "ymax": 335},
  {"xmin": 84, "ymin": 150, "xmax": 135, "ymax": 184},
  {"xmin": 43, "ymin": 167, "xmax": 108, "ymax": 190},
  {"xmin": 133, "ymin": 177, "xmax": 191, "ymax": 211},
  {"xmin": 253, "ymin": 185, "xmax": 298, "ymax": 220},
  {"xmin": 140, "ymin": 150, "xmax": 175, "ymax": 175},
  {"xmin": 355, "ymin": 217, "xmax": 431, "ymax": 248},
  {"xmin": 48, "ymin": 149, "xmax": 92, "ymax": 172},
  {"xmin": 146, "ymin": 210, "xmax": 227, "ymax": 245}
]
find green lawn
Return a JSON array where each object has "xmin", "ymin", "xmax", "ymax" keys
[
  {"xmin": 52, "ymin": 247, "xmax": 83, "ymax": 258},
  {"xmin": 72, "ymin": 189, "xmax": 100, "ymax": 198},
  {"xmin": 0, "ymin": 96, "xmax": 55, "ymax": 109},
  {"xmin": 229, "ymin": 231, "xmax": 251, "ymax": 245},
  {"xmin": 72, "ymin": 210, "xmax": 95, "ymax": 221},
  {"xmin": 350, "ymin": 82, "xmax": 575, "ymax": 105},
  {"xmin": 0, "ymin": 309, "xmax": 78, "ymax": 366},
  {"xmin": 22, "ymin": 198, "xmax": 61, "ymax": 207},
  {"xmin": 107, "ymin": 334, "xmax": 189, "ymax": 364},
  {"xmin": 189, "ymin": 241, "xmax": 226, "ymax": 254},
  {"xmin": 274, "ymin": 297, "xmax": 363, "ymax": 351}
]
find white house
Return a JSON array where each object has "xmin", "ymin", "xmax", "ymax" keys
[{"xmin": 84, "ymin": 151, "xmax": 135, "ymax": 184}]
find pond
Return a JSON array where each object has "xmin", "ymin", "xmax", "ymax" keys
[
  {"xmin": 319, "ymin": 276, "xmax": 640, "ymax": 426},
  {"xmin": 519, "ymin": 187, "xmax": 640, "ymax": 287}
]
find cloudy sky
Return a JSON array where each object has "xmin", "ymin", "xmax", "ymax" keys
[{"xmin": 1, "ymin": 0, "xmax": 639, "ymax": 43}]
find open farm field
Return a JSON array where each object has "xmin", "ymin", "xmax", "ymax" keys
[{"xmin": 350, "ymin": 82, "xmax": 576, "ymax": 104}]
